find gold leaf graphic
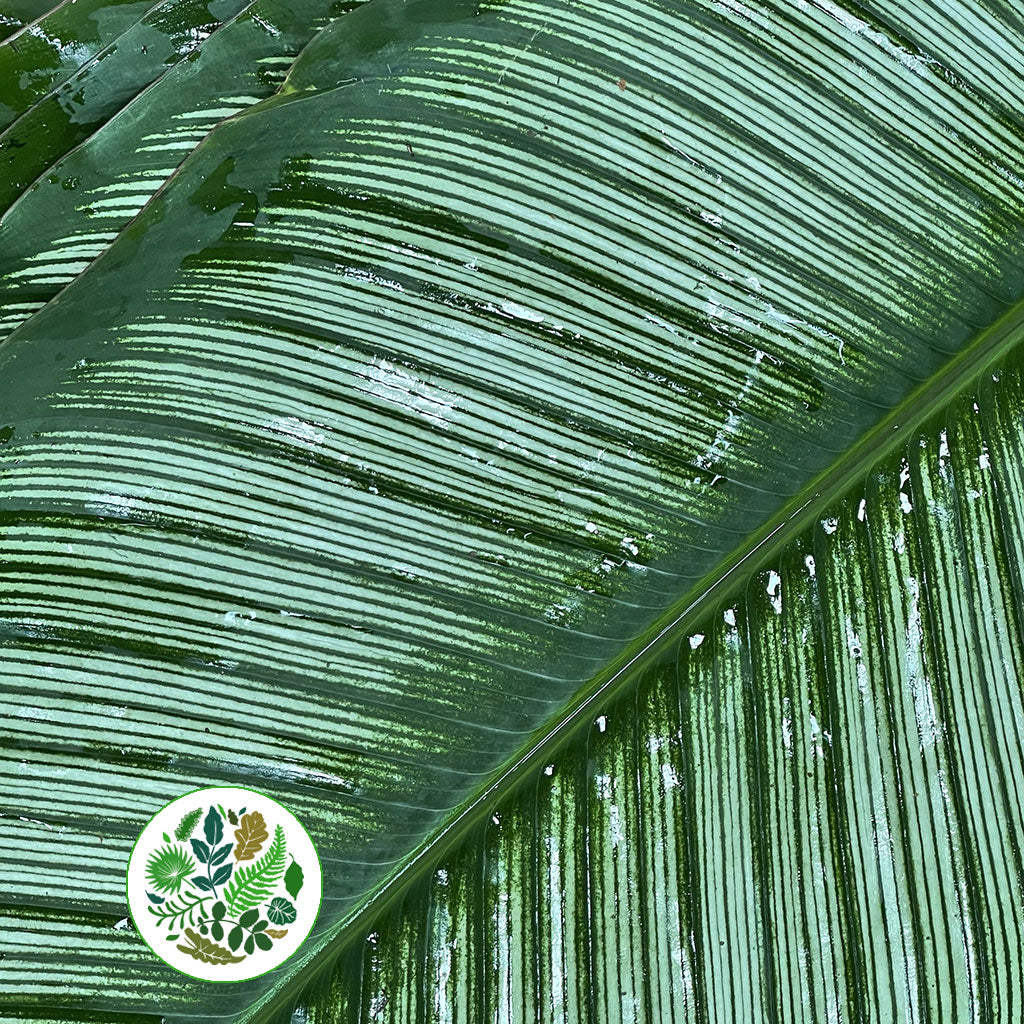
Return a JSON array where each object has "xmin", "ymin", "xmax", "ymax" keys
[
  {"xmin": 176, "ymin": 927, "xmax": 245, "ymax": 964},
  {"xmin": 233, "ymin": 811, "xmax": 269, "ymax": 861},
  {"xmin": 265, "ymin": 928, "xmax": 288, "ymax": 939}
]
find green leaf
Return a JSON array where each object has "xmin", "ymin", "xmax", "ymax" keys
[
  {"xmin": 144, "ymin": 843, "xmax": 196, "ymax": 896},
  {"xmin": 283, "ymin": 858, "xmax": 304, "ymax": 901},
  {"xmin": 265, "ymin": 898, "xmax": 295, "ymax": 926},
  {"xmin": 210, "ymin": 841, "xmax": 234, "ymax": 865},
  {"xmin": 146, "ymin": 890, "xmax": 210, "ymax": 932},
  {"xmin": 203, "ymin": 806, "xmax": 224, "ymax": 847},
  {"xmin": 237, "ymin": 908, "xmax": 260, "ymax": 929},
  {"xmin": 190, "ymin": 838, "xmax": 211, "ymax": 864},
  {"xmin": 173, "ymin": 807, "xmax": 203, "ymax": 842},
  {"xmin": 223, "ymin": 827, "xmax": 287, "ymax": 917},
  {"xmin": 211, "ymin": 861, "xmax": 233, "ymax": 886},
  {"xmin": 6, "ymin": 0, "xmax": 1024, "ymax": 1020},
  {"xmin": 227, "ymin": 925, "xmax": 243, "ymax": 952},
  {"xmin": 253, "ymin": 931, "xmax": 273, "ymax": 952},
  {"xmin": 209, "ymin": 919, "xmax": 224, "ymax": 942}
]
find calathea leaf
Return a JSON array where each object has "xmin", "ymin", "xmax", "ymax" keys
[{"xmin": 5, "ymin": 0, "xmax": 1024, "ymax": 1021}]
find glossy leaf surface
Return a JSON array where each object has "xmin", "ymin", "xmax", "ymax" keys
[
  {"xmin": 2, "ymin": 0, "xmax": 1024, "ymax": 1021},
  {"xmin": 296, "ymin": 354, "xmax": 1024, "ymax": 1023}
]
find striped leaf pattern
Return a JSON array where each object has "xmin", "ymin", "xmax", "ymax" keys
[
  {"xmin": 0, "ymin": 0, "xmax": 355, "ymax": 334},
  {"xmin": 295, "ymin": 352, "xmax": 1024, "ymax": 1024},
  {"xmin": 1, "ymin": 0, "xmax": 1024, "ymax": 1021}
]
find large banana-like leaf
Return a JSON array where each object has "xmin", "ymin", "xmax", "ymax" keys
[
  {"xmin": 291, "ymin": 353, "xmax": 1024, "ymax": 1023},
  {"xmin": 3, "ymin": 0, "xmax": 1024, "ymax": 1021}
]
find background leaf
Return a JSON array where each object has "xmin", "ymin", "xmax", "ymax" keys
[
  {"xmin": 4, "ymin": 0, "xmax": 1024, "ymax": 1020},
  {"xmin": 290, "ymin": 352, "xmax": 1024, "ymax": 1022}
]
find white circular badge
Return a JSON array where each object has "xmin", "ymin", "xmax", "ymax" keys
[{"xmin": 127, "ymin": 786, "xmax": 322, "ymax": 981}]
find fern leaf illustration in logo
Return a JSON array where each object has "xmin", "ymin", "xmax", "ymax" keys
[
  {"xmin": 146, "ymin": 844, "xmax": 196, "ymax": 895},
  {"xmin": 173, "ymin": 807, "xmax": 203, "ymax": 841},
  {"xmin": 223, "ymin": 825, "xmax": 286, "ymax": 915}
]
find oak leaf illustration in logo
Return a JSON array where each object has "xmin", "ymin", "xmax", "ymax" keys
[{"xmin": 233, "ymin": 811, "xmax": 268, "ymax": 861}]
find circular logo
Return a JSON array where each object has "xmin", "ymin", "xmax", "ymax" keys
[{"xmin": 126, "ymin": 786, "xmax": 322, "ymax": 981}]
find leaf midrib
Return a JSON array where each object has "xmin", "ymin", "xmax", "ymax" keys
[{"xmin": 231, "ymin": 286, "xmax": 1024, "ymax": 1022}]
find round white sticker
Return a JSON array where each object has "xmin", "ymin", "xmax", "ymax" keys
[{"xmin": 126, "ymin": 786, "xmax": 322, "ymax": 981}]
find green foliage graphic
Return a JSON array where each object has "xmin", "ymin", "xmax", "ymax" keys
[
  {"xmin": 176, "ymin": 927, "xmax": 246, "ymax": 965},
  {"xmin": 267, "ymin": 897, "xmax": 296, "ymax": 926},
  {"xmin": 147, "ymin": 889, "xmax": 210, "ymax": 931},
  {"xmin": 173, "ymin": 807, "xmax": 202, "ymax": 842},
  {"xmin": 284, "ymin": 858, "xmax": 304, "ymax": 901},
  {"xmin": 145, "ymin": 843, "xmax": 196, "ymax": 895},
  {"xmin": 223, "ymin": 824, "xmax": 287, "ymax": 916}
]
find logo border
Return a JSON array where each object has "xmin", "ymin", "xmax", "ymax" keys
[{"xmin": 125, "ymin": 785, "xmax": 324, "ymax": 983}]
